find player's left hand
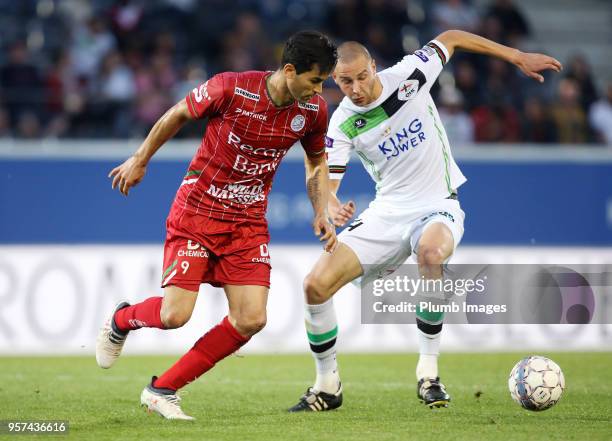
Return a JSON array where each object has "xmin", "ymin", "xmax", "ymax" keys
[
  {"xmin": 329, "ymin": 199, "xmax": 356, "ymax": 227},
  {"xmin": 514, "ymin": 51, "xmax": 562, "ymax": 83},
  {"xmin": 313, "ymin": 214, "xmax": 337, "ymax": 253}
]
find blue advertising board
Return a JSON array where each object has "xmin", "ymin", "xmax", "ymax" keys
[{"xmin": 0, "ymin": 154, "xmax": 610, "ymax": 245}]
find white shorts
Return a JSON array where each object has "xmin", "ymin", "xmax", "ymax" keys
[{"xmin": 338, "ymin": 198, "xmax": 465, "ymax": 285}]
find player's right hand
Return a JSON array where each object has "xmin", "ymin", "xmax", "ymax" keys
[
  {"xmin": 312, "ymin": 214, "xmax": 337, "ymax": 253},
  {"xmin": 108, "ymin": 155, "xmax": 147, "ymax": 196},
  {"xmin": 514, "ymin": 51, "xmax": 562, "ymax": 83},
  {"xmin": 329, "ymin": 199, "xmax": 356, "ymax": 227}
]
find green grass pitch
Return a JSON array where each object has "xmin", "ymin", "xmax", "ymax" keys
[{"xmin": 1, "ymin": 353, "xmax": 611, "ymax": 441}]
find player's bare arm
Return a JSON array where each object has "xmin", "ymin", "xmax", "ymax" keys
[
  {"xmin": 328, "ymin": 179, "xmax": 356, "ymax": 227},
  {"xmin": 305, "ymin": 153, "xmax": 337, "ymax": 252},
  {"xmin": 436, "ymin": 29, "xmax": 562, "ymax": 83},
  {"xmin": 109, "ymin": 99, "xmax": 193, "ymax": 196}
]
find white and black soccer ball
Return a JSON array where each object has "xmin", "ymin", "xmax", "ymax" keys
[{"xmin": 508, "ymin": 355, "xmax": 565, "ymax": 411}]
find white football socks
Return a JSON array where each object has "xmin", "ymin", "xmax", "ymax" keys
[
  {"xmin": 416, "ymin": 330, "xmax": 441, "ymax": 380},
  {"xmin": 314, "ymin": 355, "xmax": 340, "ymax": 394},
  {"xmin": 305, "ymin": 299, "xmax": 340, "ymax": 394}
]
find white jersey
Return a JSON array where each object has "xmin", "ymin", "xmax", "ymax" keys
[{"xmin": 327, "ymin": 39, "xmax": 466, "ymax": 210}]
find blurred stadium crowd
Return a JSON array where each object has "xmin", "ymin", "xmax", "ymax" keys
[{"xmin": 0, "ymin": 0, "xmax": 610, "ymax": 145}]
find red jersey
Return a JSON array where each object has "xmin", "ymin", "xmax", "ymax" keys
[{"xmin": 174, "ymin": 70, "xmax": 328, "ymax": 223}]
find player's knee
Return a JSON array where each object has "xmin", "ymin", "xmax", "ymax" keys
[
  {"xmin": 418, "ymin": 246, "xmax": 447, "ymax": 266},
  {"xmin": 234, "ymin": 313, "xmax": 267, "ymax": 336},
  {"xmin": 303, "ymin": 273, "xmax": 331, "ymax": 305},
  {"xmin": 160, "ymin": 308, "xmax": 191, "ymax": 329}
]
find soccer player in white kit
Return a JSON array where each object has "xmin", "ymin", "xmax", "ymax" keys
[{"xmin": 289, "ymin": 29, "xmax": 562, "ymax": 411}]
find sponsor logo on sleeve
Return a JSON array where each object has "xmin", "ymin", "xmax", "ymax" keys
[
  {"xmin": 398, "ymin": 79, "xmax": 419, "ymax": 101},
  {"xmin": 291, "ymin": 114, "xmax": 306, "ymax": 132},
  {"xmin": 414, "ymin": 50, "xmax": 429, "ymax": 63},
  {"xmin": 193, "ymin": 81, "xmax": 211, "ymax": 103},
  {"xmin": 420, "ymin": 45, "xmax": 436, "ymax": 57},
  {"xmin": 325, "ymin": 136, "xmax": 334, "ymax": 148}
]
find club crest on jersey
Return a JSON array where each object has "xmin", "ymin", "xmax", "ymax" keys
[
  {"xmin": 325, "ymin": 136, "xmax": 334, "ymax": 148},
  {"xmin": 398, "ymin": 80, "xmax": 419, "ymax": 101},
  {"xmin": 291, "ymin": 114, "xmax": 306, "ymax": 132},
  {"xmin": 354, "ymin": 118, "xmax": 367, "ymax": 129}
]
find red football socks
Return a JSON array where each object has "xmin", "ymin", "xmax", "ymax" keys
[
  {"xmin": 113, "ymin": 297, "xmax": 165, "ymax": 331},
  {"xmin": 153, "ymin": 316, "xmax": 250, "ymax": 391}
]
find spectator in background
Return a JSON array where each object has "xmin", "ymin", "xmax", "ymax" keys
[
  {"xmin": 438, "ymin": 86, "xmax": 474, "ymax": 146},
  {"xmin": 172, "ymin": 63, "xmax": 208, "ymax": 138},
  {"xmin": 479, "ymin": 15, "xmax": 504, "ymax": 44},
  {"xmin": 453, "ymin": 60, "xmax": 482, "ymax": 111},
  {"xmin": 589, "ymin": 81, "xmax": 612, "ymax": 145},
  {"xmin": 0, "ymin": 107, "xmax": 12, "ymax": 138},
  {"xmin": 326, "ymin": 0, "xmax": 367, "ymax": 42},
  {"xmin": 565, "ymin": 54, "xmax": 599, "ymax": 112},
  {"xmin": 219, "ymin": 12, "xmax": 275, "ymax": 72},
  {"xmin": 15, "ymin": 112, "xmax": 42, "ymax": 139},
  {"xmin": 485, "ymin": 0, "xmax": 529, "ymax": 43},
  {"xmin": 472, "ymin": 101, "xmax": 521, "ymax": 143},
  {"xmin": 0, "ymin": 0, "xmax": 604, "ymax": 144},
  {"xmin": 172, "ymin": 63, "xmax": 207, "ymax": 104},
  {"xmin": 361, "ymin": 0, "xmax": 407, "ymax": 66},
  {"xmin": 70, "ymin": 17, "xmax": 116, "ymax": 82},
  {"xmin": 109, "ymin": 0, "xmax": 144, "ymax": 50},
  {"xmin": 482, "ymin": 58, "xmax": 522, "ymax": 108},
  {"xmin": 44, "ymin": 51, "xmax": 77, "ymax": 138},
  {"xmin": 326, "ymin": 0, "xmax": 408, "ymax": 68},
  {"xmin": 364, "ymin": 23, "xmax": 398, "ymax": 68},
  {"xmin": 133, "ymin": 55, "xmax": 177, "ymax": 134},
  {"xmin": 551, "ymin": 78, "xmax": 591, "ymax": 144},
  {"xmin": 521, "ymin": 97, "xmax": 557, "ymax": 143},
  {"xmin": 0, "ymin": 41, "xmax": 43, "ymax": 130},
  {"xmin": 97, "ymin": 51, "xmax": 136, "ymax": 137},
  {"xmin": 45, "ymin": 51, "xmax": 73, "ymax": 116},
  {"xmin": 432, "ymin": 0, "xmax": 479, "ymax": 34}
]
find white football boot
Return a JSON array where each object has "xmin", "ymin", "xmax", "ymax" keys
[
  {"xmin": 140, "ymin": 377, "xmax": 195, "ymax": 421},
  {"xmin": 95, "ymin": 301, "xmax": 130, "ymax": 369}
]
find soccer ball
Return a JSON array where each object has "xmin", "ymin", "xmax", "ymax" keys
[{"xmin": 508, "ymin": 355, "xmax": 565, "ymax": 411}]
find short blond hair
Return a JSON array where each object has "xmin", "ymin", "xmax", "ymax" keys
[{"xmin": 337, "ymin": 41, "xmax": 372, "ymax": 64}]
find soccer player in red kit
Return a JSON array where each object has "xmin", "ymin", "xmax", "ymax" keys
[{"xmin": 95, "ymin": 31, "xmax": 338, "ymax": 420}]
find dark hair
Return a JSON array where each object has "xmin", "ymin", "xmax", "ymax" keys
[{"xmin": 281, "ymin": 31, "xmax": 337, "ymax": 75}]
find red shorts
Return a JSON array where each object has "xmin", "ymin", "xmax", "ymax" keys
[{"xmin": 161, "ymin": 210, "xmax": 271, "ymax": 291}]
